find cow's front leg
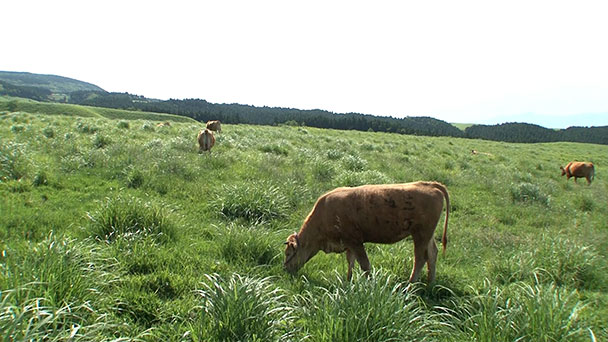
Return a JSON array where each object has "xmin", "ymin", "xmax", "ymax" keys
[{"xmin": 346, "ymin": 249, "xmax": 355, "ymax": 281}]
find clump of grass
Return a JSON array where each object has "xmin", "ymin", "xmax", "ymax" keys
[
  {"xmin": 510, "ymin": 182, "xmax": 550, "ymax": 206},
  {"xmin": 75, "ymin": 121, "xmax": 98, "ymax": 134},
  {"xmin": 312, "ymin": 158, "xmax": 336, "ymax": 182},
  {"xmin": 334, "ymin": 170, "xmax": 392, "ymax": 187},
  {"xmin": 326, "ymin": 149, "xmax": 343, "ymax": 160},
  {"xmin": 124, "ymin": 166, "xmax": 145, "ymax": 189},
  {"xmin": 296, "ymin": 270, "xmax": 427, "ymax": 342},
  {"xmin": 195, "ymin": 273, "xmax": 294, "ymax": 342},
  {"xmin": 0, "ymin": 141, "xmax": 30, "ymax": 181},
  {"xmin": 342, "ymin": 154, "xmax": 368, "ymax": 171},
  {"xmin": 0, "ymin": 234, "xmax": 124, "ymax": 341},
  {"xmin": 219, "ymin": 224, "xmax": 278, "ymax": 266},
  {"xmin": 141, "ymin": 122, "xmax": 155, "ymax": 131},
  {"xmin": 487, "ymin": 236, "xmax": 604, "ymax": 290},
  {"xmin": 577, "ymin": 194, "xmax": 595, "ymax": 212},
  {"xmin": 117, "ymin": 120, "xmax": 130, "ymax": 129},
  {"xmin": 10, "ymin": 125, "xmax": 25, "ymax": 133},
  {"xmin": 259, "ymin": 143, "xmax": 289, "ymax": 156},
  {"xmin": 448, "ymin": 281, "xmax": 587, "ymax": 341},
  {"xmin": 0, "ymin": 292, "xmax": 115, "ymax": 342},
  {"xmin": 32, "ymin": 170, "xmax": 48, "ymax": 187},
  {"xmin": 42, "ymin": 126, "xmax": 55, "ymax": 138},
  {"xmin": 87, "ymin": 196, "xmax": 176, "ymax": 243},
  {"xmin": 212, "ymin": 182, "xmax": 289, "ymax": 223},
  {"xmin": 92, "ymin": 133, "xmax": 111, "ymax": 149},
  {"xmin": 144, "ymin": 138, "xmax": 164, "ymax": 150},
  {"xmin": 513, "ymin": 283, "xmax": 586, "ymax": 341},
  {"xmin": 155, "ymin": 154, "xmax": 196, "ymax": 181}
]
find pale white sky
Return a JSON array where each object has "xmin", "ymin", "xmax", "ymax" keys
[{"xmin": 3, "ymin": 0, "xmax": 608, "ymax": 128}]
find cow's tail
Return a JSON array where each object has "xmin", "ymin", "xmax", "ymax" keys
[{"xmin": 431, "ymin": 182, "xmax": 450, "ymax": 255}]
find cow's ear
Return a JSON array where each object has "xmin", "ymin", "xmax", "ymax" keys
[{"xmin": 286, "ymin": 233, "xmax": 299, "ymax": 248}]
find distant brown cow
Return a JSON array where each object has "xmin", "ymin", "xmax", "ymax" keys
[
  {"xmin": 197, "ymin": 128, "xmax": 215, "ymax": 153},
  {"xmin": 206, "ymin": 120, "xmax": 222, "ymax": 133},
  {"xmin": 156, "ymin": 121, "xmax": 171, "ymax": 128},
  {"xmin": 284, "ymin": 181, "xmax": 449, "ymax": 283},
  {"xmin": 560, "ymin": 161, "xmax": 595, "ymax": 185}
]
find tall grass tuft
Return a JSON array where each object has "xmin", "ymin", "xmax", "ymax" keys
[
  {"xmin": 32, "ymin": 170, "xmax": 48, "ymax": 187},
  {"xmin": 124, "ymin": 166, "xmax": 145, "ymax": 189},
  {"xmin": 0, "ymin": 141, "xmax": 30, "ymax": 181},
  {"xmin": 510, "ymin": 182, "xmax": 550, "ymax": 206},
  {"xmin": 0, "ymin": 234, "xmax": 126, "ymax": 341},
  {"xmin": 488, "ymin": 236, "xmax": 604, "ymax": 289},
  {"xmin": 195, "ymin": 273, "xmax": 295, "ymax": 342},
  {"xmin": 219, "ymin": 223, "xmax": 278, "ymax": 266},
  {"xmin": 513, "ymin": 283, "xmax": 586, "ymax": 342},
  {"xmin": 92, "ymin": 133, "xmax": 111, "ymax": 149},
  {"xmin": 296, "ymin": 270, "xmax": 427, "ymax": 342},
  {"xmin": 449, "ymin": 281, "xmax": 587, "ymax": 342},
  {"xmin": 87, "ymin": 196, "xmax": 176, "ymax": 243},
  {"xmin": 212, "ymin": 182, "xmax": 289, "ymax": 223}
]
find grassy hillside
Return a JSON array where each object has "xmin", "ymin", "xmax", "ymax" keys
[
  {"xmin": 452, "ymin": 123, "xmax": 474, "ymax": 131},
  {"xmin": 0, "ymin": 71, "xmax": 105, "ymax": 93},
  {"xmin": 1, "ymin": 106, "xmax": 607, "ymax": 341},
  {"xmin": 0, "ymin": 96, "xmax": 197, "ymax": 123}
]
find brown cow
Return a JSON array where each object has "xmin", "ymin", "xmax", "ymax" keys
[
  {"xmin": 284, "ymin": 181, "xmax": 449, "ymax": 283},
  {"xmin": 560, "ymin": 161, "xmax": 595, "ymax": 185},
  {"xmin": 156, "ymin": 121, "xmax": 171, "ymax": 128},
  {"xmin": 206, "ymin": 120, "xmax": 222, "ymax": 133},
  {"xmin": 197, "ymin": 128, "xmax": 215, "ymax": 153}
]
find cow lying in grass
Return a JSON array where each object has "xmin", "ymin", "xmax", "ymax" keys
[
  {"xmin": 197, "ymin": 128, "xmax": 215, "ymax": 153},
  {"xmin": 560, "ymin": 161, "xmax": 595, "ymax": 185},
  {"xmin": 284, "ymin": 181, "xmax": 449, "ymax": 283}
]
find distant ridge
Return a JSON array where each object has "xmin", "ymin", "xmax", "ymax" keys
[
  {"xmin": 1, "ymin": 71, "xmax": 606, "ymax": 145},
  {"xmin": 0, "ymin": 71, "xmax": 105, "ymax": 93}
]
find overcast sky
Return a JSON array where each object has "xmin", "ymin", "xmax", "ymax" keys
[{"xmin": 3, "ymin": 0, "xmax": 608, "ymax": 128}]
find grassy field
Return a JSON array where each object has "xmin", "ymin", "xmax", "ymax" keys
[{"xmin": 1, "ymin": 99, "xmax": 607, "ymax": 341}]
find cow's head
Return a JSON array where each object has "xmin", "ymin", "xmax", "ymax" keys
[
  {"xmin": 560, "ymin": 166, "xmax": 566, "ymax": 176},
  {"xmin": 283, "ymin": 232, "xmax": 307, "ymax": 274}
]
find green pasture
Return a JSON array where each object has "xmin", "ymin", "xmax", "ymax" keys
[{"xmin": 1, "ymin": 102, "xmax": 607, "ymax": 341}]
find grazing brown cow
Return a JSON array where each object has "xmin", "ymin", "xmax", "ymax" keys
[
  {"xmin": 156, "ymin": 121, "xmax": 171, "ymax": 128},
  {"xmin": 197, "ymin": 128, "xmax": 215, "ymax": 153},
  {"xmin": 284, "ymin": 181, "xmax": 449, "ymax": 283},
  {"xmin": 206, "ymin": 120, "xmax": 222, "ymax": 133},
  {"xmin": 560, "ymin": 161, "xmax": 595, "ymax": 185}
]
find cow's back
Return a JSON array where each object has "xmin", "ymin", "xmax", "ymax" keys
[
  {"xmin": 318, "ymin": 182, "xmax": 445, "ymax": 244},
  {"xmin": 570, "ymin": 162, "xmax": 594, "ymax": 177}
]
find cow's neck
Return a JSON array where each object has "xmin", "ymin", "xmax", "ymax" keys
[{"xmin": 297, "ymin": 216, "xmax": 323, "ymax": 255}]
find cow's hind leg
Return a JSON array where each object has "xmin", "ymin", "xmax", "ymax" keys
[
  {"xmin": 425, "ymin": 239, "xmax": 439, "ymax": 283},
  {"xmin": 346, "ymin": 249, "xmax": 356, "ymax": 281},
  {"xmin": 409, "ymin": 236, "xmax": 430, "ymax": 283}
]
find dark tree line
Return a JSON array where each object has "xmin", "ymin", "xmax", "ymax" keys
[
  {"xmin": 0, "ymin": 80, "xmax": 51, "ymax": 102},
  {"xmin": 67, "ymin": 91, "xmax": 465, "ymax": 138},
  {"xmin": 2, "ymin": 83, "xmax": 606, "ymax": 145},
  {"xmin": 464, "ymin": 122, "xmax": 608, "ymax": 145}
]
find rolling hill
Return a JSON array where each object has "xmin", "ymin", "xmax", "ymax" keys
[
  {"xmin": 0, "ymin": 71, "xmax": 105, "ymax": 93},
  {"xmin": 1, "ymin": 70, "xmax": 607, "ymax": 145}
]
